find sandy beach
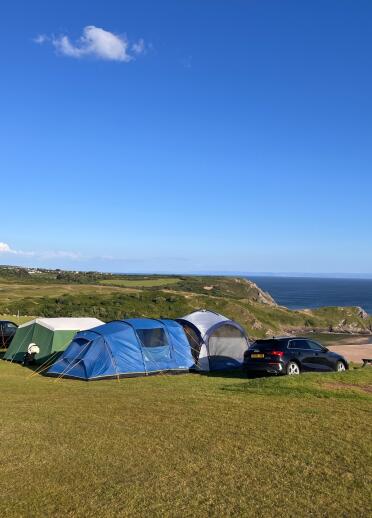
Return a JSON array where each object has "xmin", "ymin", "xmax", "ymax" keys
[{"xmin": 328, "ymin": 337, "xmax": 372, "ymax": 363}]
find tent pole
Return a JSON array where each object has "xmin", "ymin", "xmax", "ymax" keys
[
  {"xmin": 28, "ymin": 350, "xmax": 60, "ymax": 378},
  {"xmin": 102, "ymin": 337, "xmax": 120, "ymax": 383}
]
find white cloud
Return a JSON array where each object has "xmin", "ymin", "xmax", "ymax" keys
[
  {"xmin": 55, "ymin": 26, "xmax": 131, "ymax": 61},
  {"xmin": 0, "ymin": 242, "xmax": 33, "ymax": 256},
  {"xmin": 0, "ymin": 242, "xmax": 80, "ymax": 260},
  {"xmin": 35, "ymin": 25, "xmax": 145, "ymax": 62},
  {"xmin": 0, "ymin": 242, "xmax": 12, "ymax": 253}
]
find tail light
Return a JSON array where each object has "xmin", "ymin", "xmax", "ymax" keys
[{"xmin": 271, "ymin": 351, "xmax": 284, "ymax": 357}]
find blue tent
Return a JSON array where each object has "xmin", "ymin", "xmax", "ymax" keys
[{"xmin": 46, "ymin": 318, "xmax": 195, "ymax": 380}]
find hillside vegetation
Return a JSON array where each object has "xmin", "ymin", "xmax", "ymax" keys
[{"xmin": 0, "ymin": 266, "xmax": 371, "ymax": 337}]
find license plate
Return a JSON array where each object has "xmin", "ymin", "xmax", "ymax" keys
[{"xmin": 251, "ymin": 353, "xmax": 264, "ymax": 358}]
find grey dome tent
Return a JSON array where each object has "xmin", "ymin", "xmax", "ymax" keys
[{"xmin": 176, "ymin": 309, "xmax": 249, "ymax": 371}]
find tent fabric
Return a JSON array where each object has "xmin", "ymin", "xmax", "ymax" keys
[
  {"xmin": 17, "ymin": 317, "xmax": 102, "ymax": 332},
  {"xmin": 46, "ymin": 318, "xmax": 195, "ymax": 380},
  {"xmin": 180, "ymin": 310, "xmax": 229, "ymax": 338},
  {"xmin": 176, "ymin": 309, "xmax": 249, "ymax": 371},
  {"xmin": 3, "ymin": 318, "xmax": 103, "ymax": 364}
]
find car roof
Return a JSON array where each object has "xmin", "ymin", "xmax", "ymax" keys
[
  {"xmin": 0, "ymin": 320, "xmax": 18, "ymax": 325},
  {"xmin": 254, "ymin": 336, "xmax": 310, "ymax": 342}
]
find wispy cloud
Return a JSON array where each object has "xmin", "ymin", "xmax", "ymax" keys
[
  {"xmin": 33, "ymin": 34, "xmax": 49, "ymax": 44},
  {"xmin": 0, "ymin": 242, "xmax": 34, "ymax": 256},
  {"xmin": 0, "ymin": 242, "xmax": 81, "ymax": 260},
  {"xmin": 35, "ymin": 26, "xmax": 146, "ymax": 62},
  {"xmin": 0, "ymin": 242, "xmax": 12, "ymax": 253},
  {"xmin": 132, "ymin": 38, "xmax": 146, "ymax": 56}
]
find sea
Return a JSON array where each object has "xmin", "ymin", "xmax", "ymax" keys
[{"xmin": 247, "ymin": 276, "xmax": 372, "ymax": 315}]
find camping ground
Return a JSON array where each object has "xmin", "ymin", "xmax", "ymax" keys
[
  {"xmin": 1, "ymin": 268, "xmax": 371, "ymax": 516},
  {"xmin": 0, "ymin": 360, "xmax": 371, "ymax": 517}
]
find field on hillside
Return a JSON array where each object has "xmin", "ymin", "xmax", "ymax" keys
[
  {"xmin": 0, "ymin": 361, "xmax": 371, "ymax": 517},
  {"xmin": 100, "ymin": 278, "xmax": 181, "ymax": 287},
  {"xmin": 1, "ymin": 268, "xmax": 371, "ymax": 338},
  {"xmin": 0, "ymin": 281, "xmax": 132, "ymax": 303}
]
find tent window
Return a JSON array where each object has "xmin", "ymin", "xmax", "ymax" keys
[
  {"xmin": 208, "ymin": 324, "xmax": 247, "ymax": 360},
  {"xmin": 210, "ymin": 324, "xmax": 245, "ymax": 339},
  {"xmin": 137, "ymin": 328, "xmax": 168, "ymax": 348},
  {"xmin": 65, "ymin": 337, "xmax": 91, "ymax": 360},
  {"xmin": 75, "ymin": 338, "xmax": 91, "ymax": 346}
]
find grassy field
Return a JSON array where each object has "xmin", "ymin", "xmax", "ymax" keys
[
  {"xmin": 0, "ymin": 314, "xmax": 34, "ymax": 325},
  {"xmin": 0, "ymin": 281, "xmax": 132, "ymax": 303},
  {"xmin": 100, "ymin": 278, "xmax": 181, "ymax": 288},
  {"xmin": 0, "ymin": 361, "xmax": 371, "ymax": 517}
]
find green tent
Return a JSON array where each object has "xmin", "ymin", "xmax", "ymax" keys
[{"xmin": 3, "ymin": 318, "xmax": 103, "ymax": 364}]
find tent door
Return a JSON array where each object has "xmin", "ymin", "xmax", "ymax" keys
[{"xmin": 207, "ymin": 324, "xmax": 247, "ymax": 370}]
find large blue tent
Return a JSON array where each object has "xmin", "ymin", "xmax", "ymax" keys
[{"xmin": 46, "ymin": 318, "xmax": 195, "ymax": 380}]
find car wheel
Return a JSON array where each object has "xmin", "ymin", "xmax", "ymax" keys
[
  {"xmin": 336, "ymin": 361, "xmax": 346, "ymax": 372},
  {"xmin": 287, "ymin": 361, "xmax": 300, "ymax": 376}
]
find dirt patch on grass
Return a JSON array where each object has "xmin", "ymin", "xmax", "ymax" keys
[{"xmin": 323, "ymin": 382, "xmax": 372, "ymax": 394}]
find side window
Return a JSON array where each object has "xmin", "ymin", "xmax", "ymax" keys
[
  {"xmin": 290, "ymin": 340, "xmax": 310, "ymax": 350},
  {"xmin": 5, "ymin": 322, "xmax": 17, "ymax": 331},
  {"xmin": 137, "ymin": 328, "xmax": 168, "ymax": 348},
  {"xmin": 307, "ymin": 341, "xmax": 324, "ymax": 352}
]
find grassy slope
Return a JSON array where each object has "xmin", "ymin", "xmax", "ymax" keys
[
  {"xmin": 0, "ymin": 273, "xmax": 371, "ymax": 338},
  {"xmin": 0, "ymin": 362, "xmax": 371, "ymax": 517},
  {"xmin": 0, "ymin": 280, "xmax": 135, "ymax": 303},
  {"xmin": 100, "ymin": 278, "xmax": 181, "ymax": 287}
]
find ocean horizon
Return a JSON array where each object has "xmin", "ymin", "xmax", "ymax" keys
[{"xmin": 248, "ymin": 276, "xmax": 372, "ymax": 315}]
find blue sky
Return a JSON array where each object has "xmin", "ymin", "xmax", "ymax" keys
[{"xmin": 0, "ymin": 0, "xmax": 371, "ymax": 274}]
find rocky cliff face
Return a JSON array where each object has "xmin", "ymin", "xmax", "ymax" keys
[
  {"xmin": 294, "ymin": 306, "xmax": 372, "ymax": 336},
  {"xmin": 241, "ymin": 279, "xmax": 277, "ymax": 306},
  {"xmin": 356, "ymin": 306, "xmax": 369, "ymax": 319}
]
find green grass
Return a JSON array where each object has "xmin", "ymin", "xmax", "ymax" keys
[
  {"xmin": 0, "ymin": 361, "xmax": 371, "ymax": 517},
  {"xmin": 0, "ymin": 314, "xmax": 33, "ymax": 325},
  {"xmin": 0, "ymin": 281, "xmax": 132, "ymax": 303},
  {"xmin": 100, "ymin": 278, "xmax": 181, "ymax": 288}
]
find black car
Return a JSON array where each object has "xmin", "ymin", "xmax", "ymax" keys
[
  {"xmin": 244, "ymin": 337, "xmax": 348, "ymax": 376},
  {"xmin": 0, "ymin": 320, "xmax": 18, "ymax": 348}
]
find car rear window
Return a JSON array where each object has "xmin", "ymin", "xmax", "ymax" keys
[{"xmin": 249, "ymin": 340, "xmax": 286, "ymax": 351}]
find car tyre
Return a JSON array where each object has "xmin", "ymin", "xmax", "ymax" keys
[
  {"xmin": 336, "ymin": 361, "xmax": 346, "ymax": 372},
  {"xmin": 286, "ymin": 361, "xmax": 300, "ymax": 376}
]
